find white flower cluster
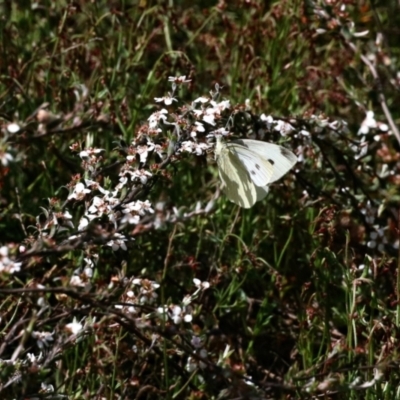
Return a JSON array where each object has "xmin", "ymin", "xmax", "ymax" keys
[
  {"xmin": 69, "ymin": 257, "xmax": 94, "ymax": 287},
  {"xmin": 156, "ymin": 278, "xmax": 210, "ymax": 325},
  {"xmin": 31, "ymin": 330, "xmax": 54, "ymax": 349},
  {"xmin": 0, "ymin": 245, "xmax": 22, "ymax": 274},
  {"xmin": 115, "ymin": 277, "xmax": 210, "ymax": 328},
  {"xmin": 114, "ymin": 278, "xmax": 161, "ymax": 322},
  {"xmin": 55, "ymin": 77, "xmax": 234, "ymax": 252}
]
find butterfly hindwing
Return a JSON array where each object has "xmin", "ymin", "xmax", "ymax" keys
[{"xmin": 216, "ymin": 143, "xmax": 258, "ymax": 208}]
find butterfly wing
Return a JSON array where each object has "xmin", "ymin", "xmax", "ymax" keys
[
  {"xmin": 226, "ymin": 143, "xmax": 274, "ymax": 187},
  {"xmin": 216, "ymin": 143, "xmax": 258, "ymax": 208},
  {"xmin": 256, "ymin": 185, "xmax": 269, "ymax": 202},
  {"xmin": 233, "ymin": 139, "xmax": 297, "ymax": 183}
]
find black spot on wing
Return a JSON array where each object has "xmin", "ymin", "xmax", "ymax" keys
[
  {"xmin": 255, "ymin": 163, "xmax": 261, "ymax": 170},
  {"xmin": 280, "ymin": 147, "xmax": 291, "ymax": 157},
  {"xmin": 268, "ymin": 159, "xmax": 275, "ymax": 165}
]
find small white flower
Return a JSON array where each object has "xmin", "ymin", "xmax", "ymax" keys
[
  {"xmin": 70, "ymin": 275, "xmax": 84, "ymax": 287},
  {"xmin": 77, "ymin": 216, "xmax": 90, "ymax": 231},
  {"xmin": 65, "ymin": 318, "xmax": 83, "ymax": 335},
  {"xmin": 212, "ymin": 100, "xmax": 230, "ymax": 112},
  {"xmin": 299, "ymin": 130, "xmax": 310, "ymax": 137},
  {"xmin": 7, "ymin": 123, "xmax": 21, "ymax": 134},
  {"xmin": 193, "ymin": 96, "xmax": 209, "ymax": 104},
  {"xmin": 0, "ymin": 246, "xmax": 22, "ymax": 274},
  {"xmin": 260, "ymin": 114, "xmax": 274, "ymax": 124},
  {"xmin": 170, "ymin": 304, "xmax": 192, "ymax": 324},
  {"xmin": 68, "ymin": 182, "xmax": 91, "ymax": 201},
  {"xmin": 134, "ymin": 169, "xmax": 153, "ymax": 184},
  {"xmin": 358, "ymin": 111, "xmax": 377, "ymax": 135},
  {"xmin": 41, "ymin": 382, "xmax": 55, "ymax": 393},
  {"xmin": 148, "ymin": 109, "xmax": 168, "ymax": 130},
  {"xmin": 79, "ymin": 148, "xmax": 104, "ymax": 160},
  {"xmin": 154, "ymin": 95, "xmax": 177, "ymax": 105},
  {"xmin": 168, "ymin": 75, "xmax": 191, "ymax": 84},
  {"xmin": 190, "ymin": 121, "xmax": 205, "ymax": 138},
  {"xmin": 0, "ymin": 150, "xmax": 13, "ymax": 166},
  {"xmin": 31, "ymin": 330, "xmax": 54, "ymax": 349},
  {"xmin": 193, "ymin": 278, "xmax": 210, "ymax": 290},
  {"xmin": 136, "ymin": 144, "xmax": 154, "ymax": 163},
  {"xmin": 274, "ymin": 120, "xmax": 294, "ymax": 136},
  {"xmin": 84, "ymin": 257, "xmax": 94, "ymax": 269},
  {"xmin": 26, "ymin": 352, "xmax": 43, "ymax": 364},
  {"xmin": 107, "ymin": 233, "xmax": 128, "ymax": 251},
  {"xmin": 203, "ymin": 113, "xmax": 216, "ymax": 125}
]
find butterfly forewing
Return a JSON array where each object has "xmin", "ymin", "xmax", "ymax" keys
[
  {"xmin": 233, "ymin": 139, "xmax": 297, "ymax": 183},
  {"xmin": 227, "ymin": 143, "xmax": 274, "ymax": 187}
]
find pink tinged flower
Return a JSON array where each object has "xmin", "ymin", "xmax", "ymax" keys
[
  {"xmin": 202, "ymin": 100, "xmax": 230, "ymax": 125},
  {"xmin": 116, "ymin": 175, "xmax": 129, "ymax": 190},
  {"xmin": 148, "ymin": 109, "xmax": 168, "ymax": 129},
  {"xmin": 133, "ymin": 169, "xmax": 153, "ymax": 184},
  {"xmin": 180, "ymin": 141, "xmax": 211, "ymax": 155},
  {"xmin": 213, "ymin": 99, "xmax": 230, "ymax": 112},
  {"xmin": 68, "ymin": 182, "xmax": 91, "ymax": 201},
  {"xmin": 136, "ymin": 145, "xmax": 151, "ymax": 163},
  {"xmin": 88, "ymin": 196, "xmax": 106, "ymax": 215},
  {"xmin": 212, "ymin": 127, "xmax": 230, "ymax": 137},
  {"xmin": 180, "ymin": 141, "xmax": 194, "ymax": 153},
  {"xmin": 168, "ymin": 75, "xmax": 191, "ymax": 84},
  {"xmin": 0, "ymin": 246, "xmax": 22, "ymax": 274},
  {"xmin": 79, "ymin": 148, "xmax": 104, "ymax": 160},
  {"xmin": 274, "ymin": 120, "xmax": 295, "ymax": 136},
  {"xmin": 192, "ymin": 109, "xmax": 203, "ymax": 119},
  {"xmin": 121, "ymin": 212, "xmax": 140, "ymax": 225},
  {"xmin": 190, "ymin": 121, "xmax": 205, "ymax": 138},
  {"xmin": 107, "ymin": 233, "xmax": 128, "ymax": 251}
]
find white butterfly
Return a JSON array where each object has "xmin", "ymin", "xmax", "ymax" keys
[{"xmin": 215, "ymin": 136, "xmax": 297, "ymax": 208}]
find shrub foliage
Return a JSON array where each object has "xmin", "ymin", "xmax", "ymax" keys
[{"xmin": 1, "ymin": 1, "xmax": 400, "ymax": 399}]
